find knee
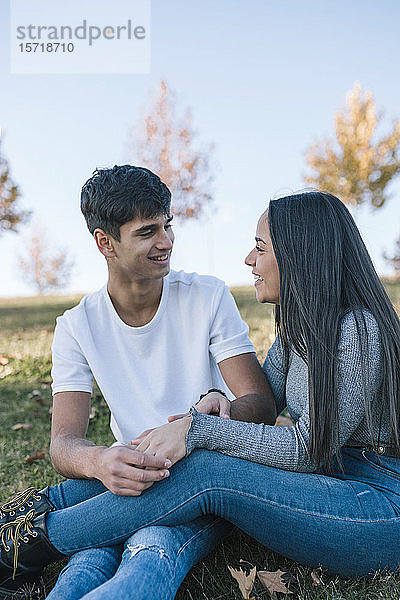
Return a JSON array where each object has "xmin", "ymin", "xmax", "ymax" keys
[
  {"xmin": 124, "ymin": 526, "xmax": 178, "ymax": 557},
  {"xmin": 67, "ymin": 546, "xmax": 122, "ymax": 569}
]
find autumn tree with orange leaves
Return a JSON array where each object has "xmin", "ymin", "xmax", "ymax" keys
[
  {"xmin": 128, "ymin": 80, "xmax": 215, "ymax": 221},
  {"xmin": 0, "ymin": 137, "xmax": 30, "ymax": 234},
  {"xmin": 304, "ymin": 83, "xmax": 400, "ymax": 209},
  {"xmin": 18, "ymin": 224, "xmax": 74, "ymax": 294}
]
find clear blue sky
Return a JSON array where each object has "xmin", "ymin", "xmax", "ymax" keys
[{"xmin": 1, "ymin": 0, "xmax": 400, "ymax": 296}]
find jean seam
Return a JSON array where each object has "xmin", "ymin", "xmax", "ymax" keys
[
  {"xmin": 360, "ymin": 451, "xmax": 400, "ymax": 482},
  {"xmin": 152, "ymin": 488, "xmax": 400, "ymax": 525},
  {"xmin": 175, "ymin": 517, "xmax": 224, "ymax": 558},
  {"xmin": 169, "ymin": 517, "xmax": 224, "ymax": 582},
  {"xmin": 65, "ymin": 488, "xmax": 400, "ymax": 553}
]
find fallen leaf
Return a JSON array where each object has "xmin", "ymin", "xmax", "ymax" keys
[
  {"xmin": 0, "ymin": 356, "xmax": 9, "ymax": 365},
  {"xmin": 258, "ymin": 569, "xmax": 293, "ymax": 597},
  {"xmin": 228, "ymin": 564, "xmax": 256, "ymax": 599},
  {"xmin": 11, "ymin": 423, "xmax": 32, "ymax": 431},
  {"xmin": 25, "ymin": 450, "xmax": 46, "ymax": 464},
  {"xmin": 31, "ymin": 389, "xmax": 41, "ymax": 396},
  {"xmin": 89, "ymin": 406, "xmax": 96, "ymax": 420},
  {"xmin": 0, "ymin": 365, "xmax": 13, "ymax": 379},
  {"xmin": 311, "ymin": 567, "xmax": 323, "ymax": 586}
]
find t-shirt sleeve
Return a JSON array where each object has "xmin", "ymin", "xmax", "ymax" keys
[
  {"xmin": 208, "ymin": 284, "xmax": 255, "ymax": 363},
  {"xmin": 51, "ymin": 317, "xmax": 94, "ymax": 395},
  {"xmin": 186, "ymin": 311, "xmax": 382, "ymax": 473}
]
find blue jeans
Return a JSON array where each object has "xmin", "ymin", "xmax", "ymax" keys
[
  {"xmin": 45, "ymin": 480, "xmax": 230, "ymax": 600},
  {"xmin": 46, "ymin": 448, "xmax": 400, "ymax": 579}
]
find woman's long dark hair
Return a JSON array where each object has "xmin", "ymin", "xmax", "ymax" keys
[{"xmin": 268, "ymin": 192, "xmax": 400, "ymax": 467}]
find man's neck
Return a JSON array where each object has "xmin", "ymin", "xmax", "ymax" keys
[{"xmin": 107, "ymin": 273, "xmax": 164, "ymax": 327}]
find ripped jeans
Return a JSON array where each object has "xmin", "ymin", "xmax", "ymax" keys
[
  {"xmin": 45, "ymin": 480, "xmax": 231, "ymax": 600},
  {"xmin": 45, "ymin": 448, "xmax": 400, "ymax": 579}
]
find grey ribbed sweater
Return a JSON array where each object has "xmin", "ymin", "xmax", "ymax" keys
[{"xmin": 186, "ymin": 311, "xmax": 391, "ymax": 472}]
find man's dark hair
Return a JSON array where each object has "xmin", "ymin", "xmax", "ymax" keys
[{"xmin": 80, "ymin": 165, "xmax": 171, "ymax": 241}]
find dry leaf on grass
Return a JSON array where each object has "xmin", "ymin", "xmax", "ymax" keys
[
  {"xmin": 25, "ymin": 450, "xmax": 46, "ymax": 464},
  {"xmin": 28, "ymin": 390, "xmax": 44, "ymax": 404},
  {"xmin": 11, "ymin": 423, "xmax": 32, "ymax": 431},
  {"xmin": 311, "ymin": 567, "xmax": 323, "ymax": 586},
  {"xmin": 89, "ymin": 406, "xmax": 96, "ymax": 420},
  {"xmin": 258, "ymin": 569, "xmax": 293, "ymax": 597},
  {"xmin": 228, "ymin": 564, "xmax": 256, "ymax": 599},
  {"xmin": 0, "ymin": 356, "xmax": 9, "ymax": 365}
]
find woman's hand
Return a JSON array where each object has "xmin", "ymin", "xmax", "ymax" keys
[
  {"xmin": 131, "ymin": 416, "xmax": 192, "ymax": 466},
  {"xmin": 168, "ymin": 391, "xmax": 231, "ymax": 423}
]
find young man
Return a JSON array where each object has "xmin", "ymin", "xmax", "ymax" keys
[{"xmin": 0, "ymin": 165, "xmax": 275, "ymax": 600}]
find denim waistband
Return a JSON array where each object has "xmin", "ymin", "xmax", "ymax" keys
[{"xmin": 345, "ymin": 445, "xmax": 399, "ymax": 459}]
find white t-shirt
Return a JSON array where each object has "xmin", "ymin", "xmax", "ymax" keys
[{"xmin": 51, "ymin": 270, "xmax": 255, "ymax": 442}]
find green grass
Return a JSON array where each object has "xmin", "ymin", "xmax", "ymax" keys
[{"xmin": 1, "ymin": 287, "xmax": 400, "ymax": 599}]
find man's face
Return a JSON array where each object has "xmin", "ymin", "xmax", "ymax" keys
[{"xmin": 111, "ymin": 213, "xmax": 174, "ymax": 281}]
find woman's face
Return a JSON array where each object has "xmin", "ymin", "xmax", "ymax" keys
[{"xmin": 245, "ymin": 211, "xmax": 280, "ymax": 304}]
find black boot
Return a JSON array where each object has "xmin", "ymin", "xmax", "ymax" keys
[
  {"xmin": 0, "ymin": 508, "xmax": 65, "ymax": 588},
  {"xmin": 0, "ymin": 488, "xmax": 55, "ymax": 524}
]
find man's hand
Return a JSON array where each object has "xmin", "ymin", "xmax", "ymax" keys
[
  {"xmin": 97, "ymin": 445, "xmax": 171, "ymax": 496},
  {"xmin": 168, "ymin": 390, "xmax": 231, "ymax": 423},
  {"xmin": 133, "ymin": 417, "xmax": 192, "ymax": 466}
]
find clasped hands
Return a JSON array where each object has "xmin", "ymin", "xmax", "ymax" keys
[
  {"xmin": 129, "ymin": 390, "xmax": 231, "ymax": 466},
  {"xmin": 99, "ymin": 391, "xmax": 230, "ymax": 496}
]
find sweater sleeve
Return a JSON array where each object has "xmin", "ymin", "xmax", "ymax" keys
[
  {"xmin": 262, "ymin": 334, "xmax": 287, "ymax": 416},
  {"xmin": 186, "ymin": 311, "xmax": 382, "ymax": 472}
]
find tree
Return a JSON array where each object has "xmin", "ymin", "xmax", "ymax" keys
[
  {"xmin": 304, "ymin": 83, "xmax": 400, "ymax": 209},
  {"xmin": 0, "ymin": 137, "xmax": 30, "ymax": 233},
  {"xmin": 128, "ymin": 80, "xmax": 215, "ymax": 220},
  {"xmin": 385, "ymin": 239, "xmax": 400, "ymax": 272},
  {"xmin": 17, "ymin": 225, "xmax": 74, "ymax": 294}
]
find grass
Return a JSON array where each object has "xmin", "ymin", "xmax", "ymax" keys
[{"xmin": 1, "ymin": 285, "xmax": 400, "ymax": 599}]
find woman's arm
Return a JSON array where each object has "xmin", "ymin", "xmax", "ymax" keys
[
  {"xmin": 137, "ymin": 311, "xmax": 382, "ymax": 473},
  {"xmin": 185, "ymin": 311, "xmax": 383, "ymax": 471}
]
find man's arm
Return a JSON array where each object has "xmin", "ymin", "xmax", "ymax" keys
[
  {"xmin": 167, "ymin": 353, "xmax": 277, "ymax": 427},
  {"xmin": 218, "ymin": 352, "xmax": 277, "ymax": 425},
  {"xmin": 135, "ymin": 354, "xmax": 278, "ymax": 465},
  {"xmin": 50, "ymin": 391, "xmax": 171, "ymax": 496}
]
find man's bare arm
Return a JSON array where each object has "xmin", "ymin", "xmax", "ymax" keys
[
  {"xmin": 167, "ymin": 353, "xmax": 277, "ymax": 427},
  {"xmin": 50, "ymin": 391, "xmax": 104, "ymax": 479},
  {"xmin": 218, "ymin": 353, "xmax": 277, "ymax": 425},
  {"xmin": 50, "ymin": 391, "xmax": 171, "ymax": 496}
]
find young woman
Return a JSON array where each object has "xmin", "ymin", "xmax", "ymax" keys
[{"xmin": 2, "ymin": 191, "xmax": 400, "ymax": 588}]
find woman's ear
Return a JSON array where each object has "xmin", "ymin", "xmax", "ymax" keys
[{"xmin": 94, "ymin": 228, "xmax": 116, "ymax": 259}]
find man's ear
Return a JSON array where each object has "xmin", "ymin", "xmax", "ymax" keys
[{"xmin": 94, "ymin": 228, "xmax": 116, "ymax": 259}]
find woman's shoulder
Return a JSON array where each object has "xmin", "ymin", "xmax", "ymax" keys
[
  {"xmin": 339, "ymin": 308, "xmax": 381, "ymax": 347},
  {"xmin": 264, "ymin": 333, "xmax": 286, "ymax": 373}
]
